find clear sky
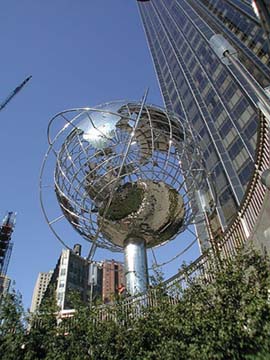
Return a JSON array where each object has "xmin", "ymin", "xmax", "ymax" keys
[{"xmin": 0, "ymin": 0, "xmax": 200, "ymax": 310}]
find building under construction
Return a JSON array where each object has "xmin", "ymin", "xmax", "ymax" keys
[
  {"xmin": 0, "ymin": 77, "xmax": 30, "ymax": 295},
  {"xmin": 0, "ymin": 212, "xmax": 16, "ymax": 295}
]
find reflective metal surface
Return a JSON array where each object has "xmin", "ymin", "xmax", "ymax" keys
[
  {"xmin": 209, "ymin": 34, "xmax": 237, "ymax": 65},
  {"xmin": 77, "ymin": 103, "xmax": 123, "ymax": 149},
  {"xmin": 41, "ymin": 100, "xmax": 213, "ymax": 295},
  {"xmin": 48, "ymin": 101, "xmax": 207, "ymax": 252},
  {"xmin": 124, "ymin": 238, "xmax": 148, "ymax": 295},
  {"xmin": 99, "ymin": 180, "xmax": 185, "ymax": 248}
]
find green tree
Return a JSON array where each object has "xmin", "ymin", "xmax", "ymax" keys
[
  {"xmin": 23, "ymin": 290, "xmax": 61, "ymax": 359},
  {"xmin": 81, "ymin": 247, "xmax": 270, "ymax": 360},
  {"xmin": 0, "ymin": 289, "xmax": 25, "ymax": 360},
  {"xmin": 3, "ymin": 247, "xmax": 270, "ymax": 359}
]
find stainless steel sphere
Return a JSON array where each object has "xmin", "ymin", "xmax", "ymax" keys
[
  {"xmin": 98, "ymin": 180, "xmax": 185, "ymax": 248},
  {"xmin": 44, "ymin": 101, "xmax": 207, "ymax": 252}
]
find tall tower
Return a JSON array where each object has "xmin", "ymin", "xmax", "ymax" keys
[
  {"xmin": 42, "ymin": 246, "xmax": 91, "ymax": 311},
  {"xmin": 30, "ymin": 271, "xmax": 53, "ymax": 313},
  {"xmin": 251, "ymin": 0, "xmax": 270, "ymax": 53},
  {"xmin": 0, "ymin": 212, "xmax": 16, "ymax": 296},
  {"xmin": 0, "ymin": 212, "xmax": 16, "ymax": 274},
  {"xmin": 137, "ymin": 0, "xmax": 270, "ymax": 251},
  {"xmin": 102, "ymin": 260, "xmax": 125, "ymax": 303}
]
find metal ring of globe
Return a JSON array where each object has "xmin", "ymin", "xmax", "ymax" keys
[{"xmin": 40, "ymin": 100, "xmax": 214, "ymax": 295}]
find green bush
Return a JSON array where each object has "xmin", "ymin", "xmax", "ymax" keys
[{"xmin": 1, "ymin": 247, "xmax": 270, "ymax": 359}]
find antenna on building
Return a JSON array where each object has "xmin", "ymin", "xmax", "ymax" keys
[{"xmin": 73, "ymin": 244, "xmax": 82, "ymax": 256}]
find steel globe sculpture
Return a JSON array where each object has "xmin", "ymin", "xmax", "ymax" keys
[{"xmin": 40, "ymin": 98, "xmax": 214, "ymax": 295}]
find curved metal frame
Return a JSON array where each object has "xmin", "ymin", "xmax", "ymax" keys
[
  {"xmin": 40, "ymin": 100, "xmax": 215, "ymax": 277},
  {"xmin": 96, "ymin": 111, "xmax": 270, "ymax": 317}
]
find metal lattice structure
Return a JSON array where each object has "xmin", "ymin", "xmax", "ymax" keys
[
  {"xmin": 0, "ymin": 212, "xmax": 16, "ymax": 276},
  {"xmin": 41, "ymin": 98, "xmax": 214, "ymax": 294}
]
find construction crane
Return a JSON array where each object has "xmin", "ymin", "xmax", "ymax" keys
[
  {"xmin": 0, "ymin": 76, "xmax": 32, "ymax": 112},
  {"xmin": 0, "ymin": 212, "xmax": 16, "ymax": 276}
]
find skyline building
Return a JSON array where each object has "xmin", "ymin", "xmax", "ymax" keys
[
  {"xmin": 39, "ymin": 245, "xmax": 124, "ymax": 310},
  {"xmin": 137, "ymin": 0, "xmax": 270, "ymax": 251},
  {"xmin": 30, "ymin": 271, "xmax": 53, "ymax": 313},
  {"xmin": 0, "ymin": 212, "xmax": 16, "ymax": 278},
  {"xmin": 0, "ymin": 212, "xmax": 16, "ymax": 297},
  {"xmin": 102, "ymin": 260, "xmax": 125, "ymax": 303},
  {"xmin": 89, "ymin": 261, "xmax": 103, "ymax": 303},
  {"xmin": 251, "ymin": 0, "xmax": 270, "ymax": 51},
  {"xmin": 44, "ymin": 245, "xmax": 90, "ymax": 311}
]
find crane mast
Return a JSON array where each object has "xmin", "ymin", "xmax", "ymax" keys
[{"xmin": 0, "ymin": 76, "xmax": 32, "ymax": 112}]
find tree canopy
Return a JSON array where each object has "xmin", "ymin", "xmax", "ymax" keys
[{"xmin": 1, "ymin": 247, "xmax": 270, "ymax": 359}]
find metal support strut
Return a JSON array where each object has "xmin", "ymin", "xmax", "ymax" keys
[{"xmin": 124, "ymin": 238, "xmax": 148, "ymax": 296}]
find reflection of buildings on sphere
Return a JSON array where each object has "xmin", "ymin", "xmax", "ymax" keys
[
  {"xmin": 99, "ymin": 180, "xmax": 185, "ymax": 248},
  {"xmin": 53, "ymin": 102, "xmax": 208, "ymax": 250},
  {"xmin": 42, "ymin": 101, "xmax": 212, "ymax": 296}
]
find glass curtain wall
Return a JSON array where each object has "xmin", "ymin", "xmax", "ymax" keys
[{"xmin": 137, "ymin": 0, "xmax": 268, "ymax": 250}]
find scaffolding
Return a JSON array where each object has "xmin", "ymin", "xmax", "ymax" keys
[{"xmin": 0, "ymin": 212, "xmax": 16, "ymax": 276}]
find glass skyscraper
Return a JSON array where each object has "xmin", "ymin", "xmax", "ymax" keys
[
  {"xmin": 251, "ymin": 0, "xmax": 270, "ymax": 51},
  {"xmin": 137, "ymin": 0, "xmax": 270, "ymax": 250}
]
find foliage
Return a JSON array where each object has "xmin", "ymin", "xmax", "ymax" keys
[
  {"xmin": 0, "ymin": 289, "xmax": 25, "ymax": 360},
  {"xmin": 23, "ymin": 291, "xmax": 60, "ymax": 359},
  {"xmin": 2, "ymin": 247, "xmax": 270, "ymax": 359}
]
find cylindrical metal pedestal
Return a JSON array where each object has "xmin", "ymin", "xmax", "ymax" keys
[{"xmin": 124, "ymin": 238, "xmax": 148, "ymax": 296}]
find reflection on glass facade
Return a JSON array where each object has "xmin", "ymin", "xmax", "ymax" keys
[
  {"xmin": 137, "ymin": 0, "xmax": 270, "ymax": 250},
  {"xmin": 191, "ymin": 0, "xmax": 270, "ymax": 86},
  {"xmin": 251, "ymin": 0, "xmax": 270, "ymax": 52}
]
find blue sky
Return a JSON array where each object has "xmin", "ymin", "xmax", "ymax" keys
[{"xmin": 0, "ymin": 0, "xmax": 200, "ymax": 310}]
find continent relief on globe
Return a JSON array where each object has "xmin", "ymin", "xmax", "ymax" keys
[{"xmin": 98, "ymin": 180, "xmax": 185, "ymax": 248}]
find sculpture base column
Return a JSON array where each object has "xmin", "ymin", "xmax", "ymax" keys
[{"xmin": 124, "ymin": 238, "xmax": 148, "ymax": 296}]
